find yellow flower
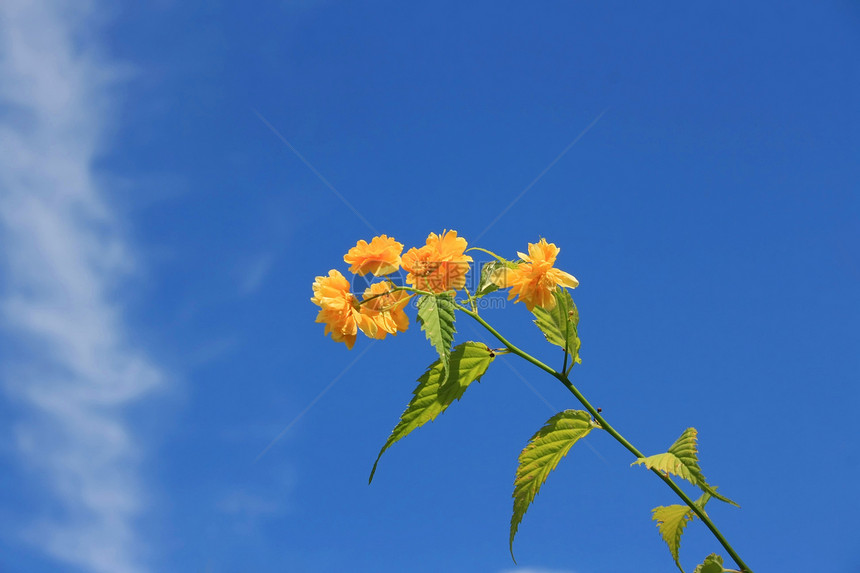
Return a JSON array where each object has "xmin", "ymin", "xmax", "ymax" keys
[
  {"xmin": 311, "ymin": 269, "xmax": 377, "ymax": 349},
  {"xmin": 344, "ymin": 235, "xmax": 404, "ymax": 276},
  {"xmin": 401, "ymin": 230, "xmax": 473, "ymax": 293},
  {"xmin": 494, "ymin": 238, "xmax": 578, "ymax": 311},
  {"xmin": 360, "ymin": 282, "xmax": 410, "ymax": 339}
]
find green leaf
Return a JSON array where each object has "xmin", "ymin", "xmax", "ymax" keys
[
  {"xmin": 531, "ymin": 288, "xmax": 580, "ymax": 365},
  {"xmin": 510, "ymin": 410, "xmax": 595, "ymax": 560},
  {"xmin": 701, "ymin": 483, "xmax": 738, "ymax": 507},
  {"xmin": 369, "ymin": 342, "xmax": 494, "ymax": 483},
  {"xmin": 473, "ymin": 256, "xmax": 520, "ymax": 299},
  {"xmin": 475, "ymin": 261, "xmax": 503, "ymax": 298},
  {"xmin": 416, "ymin": 294, "xmax": 456, "ymax": 378},
  {"xmin": 652, "ymin": 503, "xmax": 696, "ymax": 572},
  {"xmin": 693, "ymin": 553, "xmax": 725, "ymax": 573},
  {"xmin": 632, "ymin": 428, "xmax": 739, "ymax": 507},
  {"xmin": 633, "ymin": 427, "xmax": 702, "ymax": 485}
]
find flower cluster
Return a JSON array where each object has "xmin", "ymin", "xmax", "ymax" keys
[
  {"xmin": 311, "ymin": 234, "xmax": 410, "ymax": 350},
  {"xmin": 311, "ymin": 231, "xmax": 578, "ymax": 348}
]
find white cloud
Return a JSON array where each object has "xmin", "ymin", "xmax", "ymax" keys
[{"xmin": 0, "ymin": 1, "xmax": 161, "ymax": 572}]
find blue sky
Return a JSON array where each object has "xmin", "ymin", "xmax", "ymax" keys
[{"xmin": 0, "ymin": 1, "xmax": 858, "ymax": 572}]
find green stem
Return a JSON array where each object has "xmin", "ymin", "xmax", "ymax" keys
[
  {"xmin": 464, "ymin": 287, "xmax": 478, "ymax": 313},
  {"xmin": 454, "ymin": 302, "xmax": 753, "ymax": 573}
]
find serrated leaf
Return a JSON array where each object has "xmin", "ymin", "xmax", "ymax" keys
[
  {"xmin": 369, "ymin": 342, "xmax": 494, "ymax": 483},
  {"xmin": 531, "ymin": 288, "xmax": 580, "ymax": 365},
  {"xmin": 633, "ymin": 428, "xmax": 702, "ymax": 485},
  {"xmin": 416, "ymin": 294, "xmax": 456, "ymax": 378},
  {"xmin": 693, "ymin": 553, "xmax": 724, "ymax": 573},
  {"xmin": 510, "ymin": 410, "xmax": 595, "ymax": 559},
  {"xmin": 633, "ymin": 428, "xmax": 739, "ymax": 507},
  {"xmin": 653, "ymin": 504, "xmax": 696, "ymax": 572}
]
